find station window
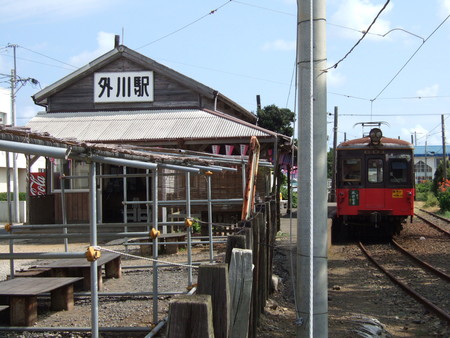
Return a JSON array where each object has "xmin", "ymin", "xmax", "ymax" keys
[
  {"xmin": 367, "ymin": 159, "xmax": 383, "ymax": 183},
  {"xmin": 342, "ymin": 159, "xmax": 361, "ymax": 184},
  {"xmin": 390, "ymin": 159, "xmax": 408, "ymax": 184},
  {"xmin": 52, "ymin": 159, "xmax": 89, "ymax": 191}
]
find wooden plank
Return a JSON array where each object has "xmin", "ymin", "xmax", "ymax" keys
[
  {"xmin": 229, "ymin": 248, "xmax": 253, "ymax": 338},
  {"xmin": 167, "ymin": 295, "xmax": 214, "ymax": 338},
  {"xmin": 10, "ymin": 295, "xmax": 37, "ymax": 326},
  {"xmin": 197, "ymin": 263, "xmax": 230, "ymax": 338},
  {"xmin": 0, "ymin": 277, "xmax": 82, "ymax": 296}
]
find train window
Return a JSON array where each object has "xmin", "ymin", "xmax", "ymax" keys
[
  {"xmin": 342, "ymin": 159, "xmax": 361, "ymax": 184},
  {"xmin": 390, "ymin": 159, "xmax": 408, "ymax": 183},
  {"xmin": 367, "ymin": 159, "xmax": 383, "ymax": 183}
]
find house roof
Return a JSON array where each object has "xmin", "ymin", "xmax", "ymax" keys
[
  {"xmin": 26, "ymin": 108, "xmax": 280, "ymax": 143},
  {"xmin": 414, "ymin": 145, "xmax": 450, "ymax": 157},
  {"xmin": 32, "ymin": 45, "xmax": 257, "ymax": 123}
]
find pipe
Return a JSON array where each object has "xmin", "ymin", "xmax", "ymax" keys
[
  {"xmin": 145, "ymin": 316, "xmax": 168, "ymax": 338},
  {"xmin": 207, "ymin": 173, "xmax": 214, "ymax": 262},
  {"xmin": 89, "ymin": 161, "xmax": 99, "ymax": 338},
  {"xmin": 186, "ymin": 172, "xmax": 193, "ymax": 286},
  {"xmin": 152, "ymin": 169, "xmax": 159, "ymax": 324}
]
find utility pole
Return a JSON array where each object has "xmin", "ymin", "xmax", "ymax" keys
[
  {"xmin": 9, "ymin": 44, "xmax": 20, "ymax": 223},
  {"xmin": 297, "ymin": 0, "xmax": 328, "ymax": 337},
  {"xmin": 330, "ymin": 106, "xmax": 338, "ymax": 202},
  {"xmin": 442, "ymin": 115, "xmax": 447, "ymax": 182}
]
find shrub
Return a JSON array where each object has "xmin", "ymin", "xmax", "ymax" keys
[
  {"xmin": 0, "ymin": 192, "xmax": 26, "ymax": 201},
  {"xmin": 423, "ymin": 193, "xmax": 439, "ymax": 208},
  {"xmin": 436, "ymin": 179, "xmax": 450, "ymax": 211}
]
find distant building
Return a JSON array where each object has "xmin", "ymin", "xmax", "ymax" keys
[{"xmin": 414, "ymin": 145, "xmax": 450, "ymax": 183}]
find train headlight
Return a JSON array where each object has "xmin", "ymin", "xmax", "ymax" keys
[{"xmin": 369, "ymin": 128, "xmax": 383, "ymax": 145}]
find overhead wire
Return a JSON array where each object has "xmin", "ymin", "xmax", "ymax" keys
[
  {"xmin": 136, "ymin": 0, "xmax": 232, "ymax": 50},
  {"xmin": 371, "ymin": 13, "xmax": 450, "ymax": 102},
  {"xmin": 324, "ymin": 0, "xmax": 391, "ymax": 71}
]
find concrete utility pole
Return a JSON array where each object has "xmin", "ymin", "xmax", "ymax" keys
[
  {"xmin": 442, "ymin": 114, "xmax": 447, "ymax": 182},
  {"xmin": 9, "ymin": 44, "xmax": 20, "ymax": 223},
  {"xmin": 296, "ymin": 0, "xmax": 328, "ymax": 337}
]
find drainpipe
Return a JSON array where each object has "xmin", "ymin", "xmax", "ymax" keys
[{"xmin": 213, "ymin": 91, "xmax": 219, "ymax": 111}]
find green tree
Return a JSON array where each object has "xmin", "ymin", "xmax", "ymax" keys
[{"xmin": 256, "ymin": 104, "xmax": 295, "ymax": 137}]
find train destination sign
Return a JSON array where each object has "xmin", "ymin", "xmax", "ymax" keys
[{"xmin": 94, "ymin": 71, "xmax": 154, "ymax": 103}]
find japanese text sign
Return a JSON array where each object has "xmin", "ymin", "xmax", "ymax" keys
[{"xmin": 94, "ymin": 71, "xmax": 154, "ymax": 103}]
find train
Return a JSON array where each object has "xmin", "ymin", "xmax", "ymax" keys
[{"xmin": 333, "ymin": 128, "xmax": 415, "ymax": 240}]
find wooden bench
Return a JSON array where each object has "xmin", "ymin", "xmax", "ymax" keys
[
  {"xmin": 37, "ymin": 252, "xmax": 121, "ymax": 291},
  {"xmin": 0, "ymin": 277, "xmax": 82, "ymax": 326},
  {"xmin": 131, "ymin": 233, "xmax": 187, "ymax": 256},
  {"xmin": 8, "ymin": 267, "xmax": 52, "ymax": 279}
]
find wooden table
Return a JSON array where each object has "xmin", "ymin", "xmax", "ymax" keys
[
  {"xmin": 132, "ymin": 233, "xmax": 187, "ymax": 256},
  {"xmin": 38, "ymin": 252, "xmax": 122, "ymax": 291},
  {"xmin": 0, "ymin": 277, "xmax": 82, "ymax": 326}
]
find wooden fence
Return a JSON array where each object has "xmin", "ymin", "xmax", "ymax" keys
[{"xmin": 167, "ymin": 199, "xmax": 277, "ymax": 337}]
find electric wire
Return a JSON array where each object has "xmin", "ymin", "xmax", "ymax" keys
[
  {"xmin": 324, "ymin": 0, "xmax": 391, "ymax": 71},
  {"xmin": 371, "ymin": 13, "xmax": 450, "ymax": 102},
  {"xmin": 136, "ymin": 1, "xmax": 232, "ymax": 50}
]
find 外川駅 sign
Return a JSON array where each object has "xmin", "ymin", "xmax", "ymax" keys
[{"xmin": 94, "ymin": 71, "xmax": 154, "ymax": 103}]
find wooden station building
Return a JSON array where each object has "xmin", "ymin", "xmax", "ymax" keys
[{"xmin": 26, "ymin": 43, "xmax": 292, "ymax": 225}]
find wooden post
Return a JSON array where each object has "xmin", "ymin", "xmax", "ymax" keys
[
  {"xmin": 225, "ymin": 235, "xmax": 246, "ymax": 264},
  {"xmin": 229, "ymin": 248, "xmax": 253, "ymax": 338},
  {"xmin": 167, "ymin": 295, "xmax": 214, "ymax": 338},
  {"xmin": 197, "ymin": 263, "xmax": 230, "ymax": 338}
]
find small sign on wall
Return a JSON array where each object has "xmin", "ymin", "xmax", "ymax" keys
[
  {"xmin": 30, "ymin": 172, "xmax": 46, "ymax": 196},
  {"xmin": 94, "ymin": 71, "xmax": 154, "ymax": 103}
]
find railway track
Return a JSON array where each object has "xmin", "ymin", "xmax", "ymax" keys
[
  {"xmin": 414, "ymin": 209, "xmax": 450, "ymax": 236},
  {"xmin": 358, "ymin": 241, "xmax": 450, "ymax": 324}
]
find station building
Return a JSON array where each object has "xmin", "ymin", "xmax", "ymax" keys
[{"xmin": 25, "ymin": 43, "xmax": 292, "ymax": 225}]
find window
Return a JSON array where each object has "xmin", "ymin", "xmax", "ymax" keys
[
  {"xmin": 52, "ymin": 159, "xmax": 89, "ymax": 191},
  {"xmin": 342, "ymin": 159, "xmax": 361, "ymax": 184},
  {"xmin": 390, "ymin": 159, "xmax": 408, "ymax": 184},
  {"xmin": 367, "ymin": 159, "xmax": 383, "ymax": 183}
]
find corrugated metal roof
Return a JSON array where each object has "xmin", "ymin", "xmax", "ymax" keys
[{"xmin": 26, "ymin": 109, "xmax": 273, "ymax": 142}]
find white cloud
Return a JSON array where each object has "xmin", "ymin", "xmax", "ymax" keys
[
  {"xmin": 330, "ymin": 0, "xmax": 393, "ymax": 40},
  {"xmin": 0, "ymin": 0, "xmax": 113, "ymax": 24},
  {"xmin": 439, "ymin": 0, "xmax": 450, "ymax": 17},
  {"xmin": 416, "ymin": 84, "xmax": 439, "ymax": 98},
  {"xmin": 69, "ymin": 32, "xmax": 116, "ymax": 67},
  {"xmin": 261, "ymin": 39, "xmax": 296, "ymax": 52}
]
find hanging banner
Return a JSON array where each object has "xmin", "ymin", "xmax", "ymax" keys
[
  {"xmin": 212, "ymin": 145, "xmax": 221, "ymax": 155},
  {"xmin": 30, "ymin": 172, "xmax": 46, "ymax": 196},
  {"xmin": 240, "ymin": 144, "xmax": 249, "ymax": 156},
  {"xmin": 225, "ymin": 145, "xmax": 234, "ymax": 156}
]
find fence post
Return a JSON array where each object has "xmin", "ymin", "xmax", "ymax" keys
[
  {"xmin": 225, "ymin": 235, "xmax": 247, "ymax": 264},
  {"xmin": 167, "ymin": 295, "xmax": 214, "ymax": 338},
  {"xmin": 197, "ymin": 263, "xmax": 230, "ymax": 338},
  {"xmin": 229, "ymin": 248, "xmax": 253, "ymax": 338}
]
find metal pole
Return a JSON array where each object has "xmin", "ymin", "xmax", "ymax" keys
[
  {"xmin": 152, "ymin": 169, "xmax": 159, "ymax": 324},
  {"xmin": 89, "ymin": 161, "xmax": 99, "ymax": 338},
  {"xmin": 60, "ymin": 172, "xmax": 69, "ymax": 252},
  {"xmin": 6, "ymin": 152, "xmax": 14, "ymax": 278},
  {"xmin": 207, "ymin": 173, "xmax": 214, "ymax": 262},
  {"xmin": 330, "ymin": 106, "xmax": 338, "ymax": 202},
  {"xmin": 297, "ymin": 0, "xmax": 328, "ymax": 337},
  {"xmin": 186, "ymin": 172, "xmax": 193, "ymax": 286}
]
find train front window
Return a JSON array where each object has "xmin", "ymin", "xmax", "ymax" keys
[
  {"xmin": 390, "ymin": 159, "xmax": 408, "ymax": 183},
  {"xmin": 368, "ymin": 159, "xmax": 383, "ymax": 183},
  {"xmin": 342, "ymin": 159, "xmax": 361, "ymax": 184}
]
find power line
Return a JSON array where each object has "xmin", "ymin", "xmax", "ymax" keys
[
  {"xmin": 371, "ymin": 13, "xmax": 450, "ymax": 102},
  {"xmin": 136, "ymin": 1, "xmax": 232, "ymax": 50},
  {"xmin": 324, "ymin": 0, "xmax": 391, "ymax": 71}
]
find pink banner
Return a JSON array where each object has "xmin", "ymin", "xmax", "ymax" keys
[
  {"xmin": 212, "ymin": 145, "xmax": 221, "ymax": 155},
  {"xmin": 30, "ymin": 172, "xmax": 46, "ymax": 196},
  {"xmin": 240, "ymin": 144, "xmax": 248, "ymax": 156},
  {"xmin": 225, "ymin": 145, "xmax": 234, "ymax": 156}
]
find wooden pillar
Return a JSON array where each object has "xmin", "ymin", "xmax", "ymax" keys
[
  {"xmin": 225, "ymin": 235, "xmax": 246, "ymax": 264},
  {"xmin": 167, "ymin": 295, "xmax": 214, "ymax": 338},
  {"xmin": 197, "ymin": 263, "xmax": 230, "ymax": 338},
  {"xmin": 229, "ymin": 248, "xmax": 253, "ymax": 338}
]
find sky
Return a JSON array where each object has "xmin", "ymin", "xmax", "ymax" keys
[{"xmin": 1, "ymin": 0, "xmax": 450, "ymax": 149}]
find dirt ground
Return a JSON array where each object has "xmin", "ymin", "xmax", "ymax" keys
[{"xmin": 0, "ymin": 211, "xmax": 449, "ymax": 337}]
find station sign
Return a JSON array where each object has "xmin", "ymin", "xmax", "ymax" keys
[{"xmin": 94, "ymin": 71, "xmax": 154, "ymax": 103}]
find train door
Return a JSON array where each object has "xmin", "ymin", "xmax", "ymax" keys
[{"xmin": 365, "ymin": 156, "xmax": 385, "ymax": 209}]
